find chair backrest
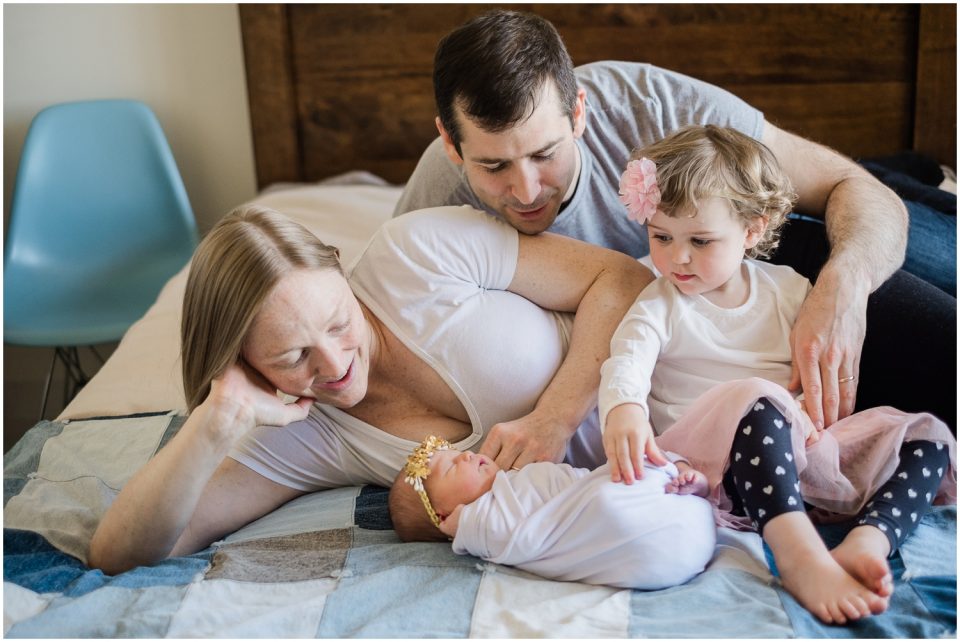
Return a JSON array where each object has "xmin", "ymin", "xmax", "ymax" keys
[
  {"xmin": 5, "ymin": 99, "xmax": 198, "ymax": 272},
  {"xmin": 4, "ymin": 99, "xmax": 200, "ymax": 346}
]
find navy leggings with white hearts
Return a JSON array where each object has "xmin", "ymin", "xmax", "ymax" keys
[{"xmin": 722, "ymin": 397, "xmax": 949, "ymax": 555}]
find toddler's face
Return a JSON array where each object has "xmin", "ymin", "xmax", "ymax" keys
[
  {"xmin": 647, "ymin": 197, "xmax": 762, "ymax": 303},
  {"xmin": 424, "ymin": 450, "xmax": 500, "ymax": 516}
]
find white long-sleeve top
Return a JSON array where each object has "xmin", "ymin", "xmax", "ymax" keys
[
  {"xmin": 599, "ymin": 260, "xmax": 811, "ymax": 435},
  {"xmin": 452, "ymin": 461, "xmax": 715, "ymax": 589}
]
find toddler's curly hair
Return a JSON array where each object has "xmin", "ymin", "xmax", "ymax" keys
[{"xmin": 634, "ymin": 125, "xmax": 797, "ymax": 259}]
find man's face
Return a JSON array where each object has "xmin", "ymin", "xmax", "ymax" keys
[{"xmin": 438, "ymin": 81, "xmax": 586, "ymax": 235}]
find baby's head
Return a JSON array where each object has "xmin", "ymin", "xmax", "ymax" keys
[
  {"xmin": 621, "ymin": 124, "xmax": 796, "ymax": 260},
  {"xmin": 389, "ymin": 435, "xmax": 500, "ymax": 542}
]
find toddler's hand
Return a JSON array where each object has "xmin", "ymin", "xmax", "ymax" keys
[
  {"xmin": 665, "ymin": 464, "xmax": 709, "ymax": 498},
  {"xmin": 602, "ymin": 404, "xmax": 667, "ymax": 485}
]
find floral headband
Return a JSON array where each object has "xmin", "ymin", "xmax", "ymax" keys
[
  {"xmin": 619, "ymin": 157, "xmax": 660, "ymax": 225},
  {"xmin": 403, "ymin": 435, "xmax": 452, "ymax": 528}
]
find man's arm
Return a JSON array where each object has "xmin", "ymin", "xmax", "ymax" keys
[
  {"xmin": 478, "ymin": 232, "xmax": 652, "ymax": 470},
  {"xmin": 762, "ymin": 122, "xmax": 908, "ymax": 429}
]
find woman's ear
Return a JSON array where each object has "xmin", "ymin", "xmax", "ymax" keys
[{"xmin": 744, "ymin": 215, "xmax": 769, "ymax": 250}]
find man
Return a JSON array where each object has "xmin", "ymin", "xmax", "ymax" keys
[{"xmin": 395, "ymin": 10, "xmax": 956, "ymax": 468}]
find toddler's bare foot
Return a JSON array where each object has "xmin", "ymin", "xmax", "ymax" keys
[
  {"xmin": 831, "ymin": 525, "xmax": 894, "ymax": 598},
  {"xmin": 665, "ymin": 468, "xmax": 709, "ymax": 497},
  {"xmin": 766, "ymin": 514, "xmax": 889, "ymax": 624}
]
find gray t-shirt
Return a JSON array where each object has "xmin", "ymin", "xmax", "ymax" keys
[{"xmin": 393, "ymin": 61, "xmax": 764, "ymax": 258}]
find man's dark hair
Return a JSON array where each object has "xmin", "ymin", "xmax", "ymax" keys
[{"xmin": 434, "ymin": 10, "xmax": 578, "ymax": 154}]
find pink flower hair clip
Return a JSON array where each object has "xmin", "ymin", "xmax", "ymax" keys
[{"xmin": 619, "ymin": 157, "xmax": 661, "ymax": 225}]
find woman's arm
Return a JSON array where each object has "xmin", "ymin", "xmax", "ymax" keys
[
  {"xmin": 87, "ymin": 363, "xmax": 311, "ymax": 575},
  {"xmin": 762, "ymin": 122, "xmax": 907, "ymax": 430},
  {"xmin": 478, "ymin": 232, "xmax": 652, "ymax": 469}
]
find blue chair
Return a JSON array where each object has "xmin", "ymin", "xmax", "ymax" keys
[{"xmin": 4, "ymin": 99, "xmax": 199, "ymax": 418}]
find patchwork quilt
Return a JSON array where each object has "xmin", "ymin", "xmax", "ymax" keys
[{"xmin": 4, "ymin": 413, "xmax": 956, "ymax": 637}]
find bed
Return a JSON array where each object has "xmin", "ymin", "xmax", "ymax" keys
[{"xmin": 4, "ymin": 4, "xmax": 956, "ymax": 638}]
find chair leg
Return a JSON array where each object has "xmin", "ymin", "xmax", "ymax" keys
[
  {"xmin": 38, "ymin": 346, "xmax": 98, "ymax": 422},
  {"xmin": 38, "ymin": 350, "xmax": 58, "ymax": 421}
]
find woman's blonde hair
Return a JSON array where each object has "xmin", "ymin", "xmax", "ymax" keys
[
  {"xmin": 634, "ymin": 125, "xmax": 797, "ymax": 258},
  {"xmin": 180, "ymin": 205, "xmax": 342, "ymax": 412}
]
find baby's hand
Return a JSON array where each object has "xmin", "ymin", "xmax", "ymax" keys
[
  {"xmin": 438, "ymin": 504, "xmax": 463, "ymax": 538},
  {"xmin": 602, "ymin": 404, "xmax": 667, "ymax": 485},
  {"xmin": 665, "ymin": 463, "xmax": 709, "ymax": 498}
]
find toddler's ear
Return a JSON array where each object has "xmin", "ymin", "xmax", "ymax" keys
[{"xmin": 744, "ymin": 215, "xmax": 769, "ymax": 249}]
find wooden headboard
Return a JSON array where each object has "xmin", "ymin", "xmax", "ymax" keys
[{"xmin": 239, "ymin": 4, "xmax": 956, "ymax": 190}]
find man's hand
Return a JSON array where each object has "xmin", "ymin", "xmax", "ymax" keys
[
  {"xmin": 478, "ymin": 410, "xmax": 570, "ymax": 470},
  {"xmin": 602, "ymin": 403, "xmax": 667, "ymax": 484},
  {"xmin": 788, "ymin": 270, "xmax": 867, "ymax": 431}
]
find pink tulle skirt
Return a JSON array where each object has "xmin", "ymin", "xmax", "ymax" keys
[{"xmin": 654, "ymin": 378, "xmax": 957, "ymax": 530}]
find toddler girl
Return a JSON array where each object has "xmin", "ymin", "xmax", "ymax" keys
[{"xmin": 600, "ymin": 124, "xmax": 956, "ymax": 625}]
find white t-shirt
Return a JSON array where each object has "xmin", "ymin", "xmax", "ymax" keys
[
  {"xmin": 599, "ymin": 260, "xmax": 812, "ymax": 435},
  {"xmin": 453, "ymin": 461, "xmax": 715, "ymax": 590},
  {"xmin": 230, "ymin": 207, "xmax": 603, "ymax": 489}
]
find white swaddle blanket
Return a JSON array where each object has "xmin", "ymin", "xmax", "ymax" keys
[{"xmin": 452, "ymin": 461, "xmax": 716, "ymax": 589}]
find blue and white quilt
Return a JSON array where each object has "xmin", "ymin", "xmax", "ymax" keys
[{"xmin": 4, "ymin": 413, "xmax": 956, "ymax": 637}]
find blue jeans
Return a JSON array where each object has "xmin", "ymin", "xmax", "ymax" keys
[
  {"xmin": 903, "ymin": 199, "xmax": 956, "ymax": 296},
  {"xmin": 786, "ymin": 199, "xmax": 956, "ymax": 295}
]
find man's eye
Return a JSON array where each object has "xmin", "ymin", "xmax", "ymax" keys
[
  {"xmin": 481, "ymin": 163, "xmax": 506, "ymax": 174},
  {"xmin": 533, "ymin": 152, "xmax": 555, "ymax": 162}
]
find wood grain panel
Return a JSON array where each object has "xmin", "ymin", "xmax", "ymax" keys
[
  {"xmin": 736, "ymin": 82, "xmax": 914, "ymax": 159},
  {"xmin": 240, "ymin": 4, "xmax": 939, "ymax": 187},
  {"xmin": 914, "ymin": 4, "xmax": 957, "ymax": 168},
  {"xmin": 239, "ymin": 4, "xmax": 302, "ymax": 187}
]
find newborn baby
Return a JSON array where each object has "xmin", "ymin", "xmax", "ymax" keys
[{"xmin": 388, "ymin": 436, "xmax": 716, "ymax": 589}]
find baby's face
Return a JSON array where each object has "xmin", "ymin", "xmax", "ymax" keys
[{"xmin": 424, "ymin": 450, "xmax": 500, "ymax": 516}]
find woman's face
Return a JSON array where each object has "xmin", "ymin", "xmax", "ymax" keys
[{"xmin": 243, "ymin": 268, "xmax": 371, "ymax": 409}]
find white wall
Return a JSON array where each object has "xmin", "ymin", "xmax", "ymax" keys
[
  {"xmin": 3, "ymin": 3, "xmax": 257, "ymax": 234},
  {"xmin": 3, "ymin": 4, "xmax": 258, "ymax": 448}
]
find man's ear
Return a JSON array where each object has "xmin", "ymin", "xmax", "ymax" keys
[
  {"xmin": 745, "ymin": 215, "xmax": 769, "ymax": 249},
  {"xmin": 571, "ymin": 88, "xmax": 587, "ymax": 139},
  {"xmin": 436, "ymin": 117, "xmax": 464, "ymax": 167}
]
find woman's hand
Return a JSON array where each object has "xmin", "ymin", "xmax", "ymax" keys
[
  {"xmin": 479, "ymin": 408, "xmax": 569, "ymax": 470},
  {"xmin": 203, "ymin": 361, "xmax": 314, "ymax": 446},
  {"xmin": 603, "ymin": 403, "xmax": 667, "ymax": 484}
]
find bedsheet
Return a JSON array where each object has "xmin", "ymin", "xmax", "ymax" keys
[{"xmin": 4, "ymin": 413, "xmax": 956, "ymax": 638}]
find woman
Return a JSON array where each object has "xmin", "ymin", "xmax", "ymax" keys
[{"xmin": 88, "ymin": 204, "xmax": 650, "ymax": 574}]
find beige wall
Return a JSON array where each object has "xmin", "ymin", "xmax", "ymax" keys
[
  {"xmin": 3, "ymin": 3, "xmax": 257, "ymax": 234},
  {"xmin": 3, "ymin": 4, "xmax": 257, "ymax": 448}
]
